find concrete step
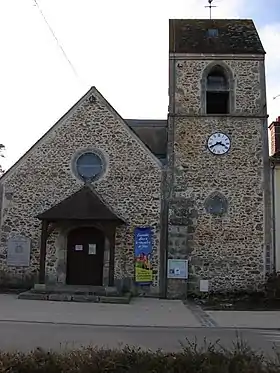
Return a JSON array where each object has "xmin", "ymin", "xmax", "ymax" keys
[
  {"xmin": 31, "ymin": 285, "xmax": 119, "ymax": 297},
  {"xmin": 18, "ymin": 291, "xmax": 131, "ymax": 304}
]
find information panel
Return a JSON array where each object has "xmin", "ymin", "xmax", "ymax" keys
[
  {"xmin": 167, "ymin": 259, "xmax": 188, "ymax": 279},
  {"xmin": 7, "ymin": 236, "xmax": 31, "ymax": 267}
]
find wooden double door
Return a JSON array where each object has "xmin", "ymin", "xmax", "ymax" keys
[{"xmin": 66, "ymin": 227, "xmax": 105, "ymax": 286}]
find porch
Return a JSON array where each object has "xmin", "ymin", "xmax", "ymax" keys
[{"xmin": 26, "ymin": 185, "xmax": 129, "ymax": 301}]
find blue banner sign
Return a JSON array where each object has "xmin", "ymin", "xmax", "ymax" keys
[{"xmin": 134, "ymin": 227, "xmax": 153, "ymax": 284}]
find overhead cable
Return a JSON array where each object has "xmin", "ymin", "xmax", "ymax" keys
[{"xmin": 33, "ymin": 0, "xmax": 79, "ymax": 79}]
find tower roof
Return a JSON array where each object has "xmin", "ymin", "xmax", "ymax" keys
[{"xmin": 169, "ymin": 19, "xmax": 265, "ymax": 54}]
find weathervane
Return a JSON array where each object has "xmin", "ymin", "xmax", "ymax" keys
[{"xmin": 205, "ymin": 0, "xmax": 217, "ymax": 19}]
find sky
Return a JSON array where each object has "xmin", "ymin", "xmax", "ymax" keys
[{"xmin": 0, "ymin": 0, "xmax": 280, "ymax": 170}]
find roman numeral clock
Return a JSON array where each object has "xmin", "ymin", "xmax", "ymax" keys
[{"xmin": 207, "ymin": 132, "xmax": 231, "ymax": 155}]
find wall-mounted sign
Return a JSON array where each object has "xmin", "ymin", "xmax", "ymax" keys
[
  {"xmin": 134, "ymin": 227, "xmax": 153, "ymax": 284},
  {"xmin": 200, "ymin": 280, "xmax": 209, "ymax": 292},
  {"xmin": 7, "ymin": 236, "xmax": 31, "ymax": 267},
  {"xmin": 75, "ymin": 244, "xmax": 83, "ymax": 251},
  {"xmin": 167, "ymin": 259, "xmax": 188, "ymax": 279},
  {"xmin": 88, "ymin": 244, "xmax": 96, "ymax": 255}
]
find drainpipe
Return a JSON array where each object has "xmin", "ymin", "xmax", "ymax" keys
[
  {"xmin": 271, "ymin": 95, "xmax": 280, "ymax": 272},
  {"xmin": 166, "ymin": 20, "xmax": 177, "ymax": 299},
  {"xmin": 0, "ymin": 184, "xmax": 3, "ymax": 232},
  {"xmin": 271, "ymin": 161, "xmax": 276, "ymax": 271},
  {"xmin": 159, "ymin": 20, "xmax": 176, "ymax": 299},
  {"xmin": 159, "ymin": 168, "xmax": 169, "ymax": 299}
]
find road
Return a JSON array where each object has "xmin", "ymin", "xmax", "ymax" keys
[{"xmin": 0, "ymin": 320, "xmax": 280, "ymax": 355}]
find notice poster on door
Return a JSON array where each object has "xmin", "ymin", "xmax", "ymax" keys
[
  {"xmin": 88, "ymin": 244, "xmax": 96, "ymax": 255},
  {"xmin": 75, "ymin": 244, "xmax": 83, "ymax": 251},
  {"xmin": 134, "ymin": 227, "xmax": 153, "ymax": 285}
]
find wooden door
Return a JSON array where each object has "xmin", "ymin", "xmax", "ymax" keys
[{"xmin": 66, "ymin": 227, "xmax": 105, "ymax": 286}]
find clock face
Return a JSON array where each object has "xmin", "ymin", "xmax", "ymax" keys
[{"xmin": 207, "ymin": 132, "xmax": 231, "ymax": 155}]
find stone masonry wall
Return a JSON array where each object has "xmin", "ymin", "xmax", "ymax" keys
[
  {"xmin": 168, "ymin": 57, "xmax": 269, "ymax": 296},
  {"xmin": 171, "ymin": 116, "xmax": 265, "ymax": 293},
  {"xmin": 0, "ymin": 89, "xmax": 162, "ymax": 290}
]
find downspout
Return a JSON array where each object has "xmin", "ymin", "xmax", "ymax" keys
[
  {"xmin": 0, "ymin": 184, "xmax": 3, "ymax": 232},
  {"xmin": 160, "ymin": 20, "xmax": 176, "ymax": 299},
  {"xmin": 166, "ymin": 19, "xmax": 177, "ymax": 297},
  {"xmin": 271, "ymin": 97, "xmax": 280, "ymax": 273},
  {"xmin": 260, "ymin": 56, "xmax": 273, "ymax": 275},
  {"xmin": 271, "ymin": 161, "xmax": 276, "ymax": 271},
  {"xmin": 159, "ymin": 168, "xmax": 168, "ymax": 298}
]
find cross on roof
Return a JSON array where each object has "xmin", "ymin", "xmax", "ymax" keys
[{"xmin": 205, "ymin": 0, "xmax": 217, "ymax": 19}]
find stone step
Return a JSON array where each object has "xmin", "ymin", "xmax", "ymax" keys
[
  {"xmin": 31, "ymin": 285, "xmax": 119, "ymax": 297},
  {"xmin": 18, "ymin": 291, "xmax": 131, "ymax": 304}
]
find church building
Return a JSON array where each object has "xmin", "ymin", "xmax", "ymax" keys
[{"xmin": 0, "ymin": 19, "xmax": 272, "ymax": 299}]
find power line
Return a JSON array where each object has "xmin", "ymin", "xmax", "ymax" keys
[{"xmin": 33, "ymin": 0, "xmax": 79, "ymax": 79}]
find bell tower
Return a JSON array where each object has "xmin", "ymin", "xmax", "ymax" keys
[{"xmin": 166, "ymin": 19, "xmax": 271, "ymax": 297}]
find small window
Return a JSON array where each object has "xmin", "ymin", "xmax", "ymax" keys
[
  {"xmin": 76, "ymin": 152, "xmax": 104, "ymax": 181},
  {"xmin": 207, "ymin": 28, "xmax": 218, "ymax": 37},
  {"xmin": 206, "ymin": 66, "xmax": 229, "ymax": 114}
]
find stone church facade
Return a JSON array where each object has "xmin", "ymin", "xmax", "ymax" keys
[{"xmin": 0, "ymin": 19, "xmax": 272, "ymax": 298}]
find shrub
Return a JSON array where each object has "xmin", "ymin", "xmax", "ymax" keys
[
  {"xmin": 265, "ymin": 272, "xmax": 280, "ymax": 300},
  {"xmin": 0, "ymin": 339, "xmax": 279, "ymax": 373}
]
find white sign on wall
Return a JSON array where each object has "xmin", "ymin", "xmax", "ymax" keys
[
  {"xmin": 7, "ymin": 236, "xmax": 31, "ymax": 267},
  {"xmin": 200, "ymin": 280, "xmax": 209, "ymax": 292}
]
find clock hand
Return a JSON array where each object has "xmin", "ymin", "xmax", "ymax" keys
[{"xmin": 210, "ymin": 141, "xmax": 223, "ymax": 148}]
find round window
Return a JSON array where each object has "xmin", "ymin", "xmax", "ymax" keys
[{"xmin": 76, "ymin": 152, "xmax": 104, "ymax": 181}]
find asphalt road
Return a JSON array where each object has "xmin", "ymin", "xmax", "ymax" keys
[{"xmin": 0, "ymin": 320, "xmax": 280, "ymax": 356}]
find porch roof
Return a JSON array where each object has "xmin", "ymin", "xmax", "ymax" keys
[{"xmin": 36, "ymin": 186, "xmax": 125, "ymax": 223}]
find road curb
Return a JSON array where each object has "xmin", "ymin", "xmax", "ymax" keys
[{"xmin": 0, "ymin": 319, "xmax": 279, "ymax": 331}]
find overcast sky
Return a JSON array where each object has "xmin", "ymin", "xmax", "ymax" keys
[{"xmin": 1, "ymin": 0, "xmax": 280, "ymax": 169}]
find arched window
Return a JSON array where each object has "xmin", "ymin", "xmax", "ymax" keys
[{"xmin": 206, "ymin": 66, "xmax": 229, "ymax": 114}]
